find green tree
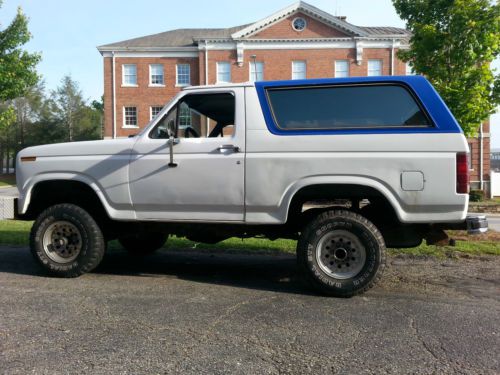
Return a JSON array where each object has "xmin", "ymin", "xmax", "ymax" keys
[
  {"xmin": 393, "ymin": 0, "xmax": 500, "ymax": 136},
  {"xmin": 51, "ymin": 75, "xmax": 102, "ymax": 142},
  {"xmin": 0, "ymin": 1, "xmax": 40, "ymax": 172}
]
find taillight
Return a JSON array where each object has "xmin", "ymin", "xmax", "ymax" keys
[{"xmin": 456, "ymin": 153, "xmax": 469, "ymax": 194}]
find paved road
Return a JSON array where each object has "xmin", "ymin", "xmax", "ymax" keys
[
  {"xmin": 0, "ymin": 246, "xmax": 498, "ymax": 374},
  {"xmin": 487, "ymin": 215, "xmax": 500, "ymax": 232}
]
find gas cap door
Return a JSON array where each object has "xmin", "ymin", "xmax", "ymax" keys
[{"xmin": 401, "ymin": 171, "xmax": 425, "ymax": 191}]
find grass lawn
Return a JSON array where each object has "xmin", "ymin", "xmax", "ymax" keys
[
  {"xmin": 1, "ymin": 220, "xmax": 498, "ymax": 257},
  {"xmin": 0, "ymin": 174, "xmax": 15, "ymax": 188}
]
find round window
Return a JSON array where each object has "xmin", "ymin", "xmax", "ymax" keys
[{"xmin": 292, "ymin": 17, "xmax": 307, "ymax": 32}]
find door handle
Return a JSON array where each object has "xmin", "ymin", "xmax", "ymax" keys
[{"xmin": 217, "ymin": 144, "xmax": 240, "ymax": 153}]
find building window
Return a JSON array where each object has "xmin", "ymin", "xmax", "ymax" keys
[
  {"xmin": 406, "ymin": 62, "xmax": 415, "ymax": 75},
  {"xmin": 176, "ymin": 64, "xmax": 191, "ymax": 86},
  {"xmin": 178, "ymin": 102, "xmax": 192, "ymax": 129},
  {"xmin": 150, "ymin": 106, "xmax": 163, "ymax": 120},
  {"xmin": 335, "ymin": 60, "xmax": 349, "ymax": 78},
  {"xmin": 217, "ymin": 62, "xmax": 231, "ymax": 83},
  {"xmin": 367, "ymin": 60, "xmax": 382, "ymax": 76},
  {"xmin": 249, "ymin": 61, "xmax": 264, "ymax": 82},
  {"xmin": 122, "ymin": 64, "xmax": 137, "ymax": 86},
  {"xmin": 292, "ymin": 61, "xmax": 306, "ymax": 80},
  {"xmin": 124, "ymin": 107, "xmax": 138, "ymax": 127},
  {"xmin": 150, "ymin": 64, "xmax": 164, "ymax": 85},
  {"xmin": 292, "ymin": 17, "xmax": 307, "ymax": 32}
]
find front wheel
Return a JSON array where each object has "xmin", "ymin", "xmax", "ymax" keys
[
  {"xmin": 297, "ymin": 210, "xmax": 386, "ymax": 297},
  {"xmin": 30, "ymin": 204, "xmax": 106, "ymax": 277}
]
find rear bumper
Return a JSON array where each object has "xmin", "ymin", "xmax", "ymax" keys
[
  {"xmin": 436, "ymin": 215, "xmax": 488, "ymax": 234},
  {"xmin": 465, "ymin": 215, "xmax": 488, "ymax": 234}
]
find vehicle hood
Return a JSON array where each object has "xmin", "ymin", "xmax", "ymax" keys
[{"xmin": 17, "ymin": 138, "xmax": 136, "ymax": 158}]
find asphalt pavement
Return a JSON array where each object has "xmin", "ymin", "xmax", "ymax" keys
[{"xmin": 0, "ymin": 246, "xmax": 498, "ymax": 374}]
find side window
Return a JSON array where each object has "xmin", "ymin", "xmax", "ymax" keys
[
  {"xmin": 266, "ymin": 84, "xmax": 432, "ymax": 131},
  {"xmin": 150, "ymin": 93, "xmax": 235, "ymax": 139}
]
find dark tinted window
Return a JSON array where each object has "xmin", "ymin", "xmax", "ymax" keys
[{"xmin": 266, "ymin": 84, "xmax": 431, "ymax": 130}]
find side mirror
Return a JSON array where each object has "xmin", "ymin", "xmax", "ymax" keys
[
  {"xmin": 167, "ymin": 120, "xmax": 176, "ymax": 138},
  {"xmin": 166, "ymin": 119, "xmax": 178, "ymax": 168}
]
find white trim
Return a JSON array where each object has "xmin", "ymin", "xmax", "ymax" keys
[
  {"xmin": 292, "ymin": 60, "xmax": 306, "ymax": 79},
  {"xmin": 334, "ymin": 60, "xmax": 349, "ymax": 78},
  {"xmin": 122, "ymin": 64, "xmax": 137, "ymax": 86},
  {"xmin": 231, "ymin": 1, "xmax": 368, "ymax": 39},
  {"xmin": 123, "ymin": 106, "xmax": 138, "ymax": 128},
  {"xmin": 112, "ymin": 51, "xmax": 116, "ymax": 139},
  {"xmin": 216, "ymin": 61, "xmax": 231, "ymax": 84},
  {"xmin": 292, "ymin": 17, "xmax": 307, "ymax": 32},
  {"xmin": 249, "ymin": 61, "xmax": 264, "ymax": 81},
  {"xmin": 149, "ymin": 64, "xmax": 164, "ymax": 86},
  {"xmin": 150, "ymin": 105, "xmax": 163, "ymax": 121},
  {"xmin": 176, "ymin": 63, "xmax": 191, "ymax": 86},
  {"xmin": 101, "ymin": 51, "xmax": 199, "ymax": 58},
  {"xmin": 367, "ymin": 59, "xmax": 383, "ymax": 76}
]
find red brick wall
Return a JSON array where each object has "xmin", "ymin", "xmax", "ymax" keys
[
  {"xmin": 252, "ymin": 13, "xmax": 350, "ymax": 39},
  {"xmin": 205, "ymin": 47, "xmax": 404, "ymax": 84},
  {"xmin": 103, "ymin": 57, "xmax": 199, "ymax": 138}
]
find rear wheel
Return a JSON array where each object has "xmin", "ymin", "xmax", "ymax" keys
[
  {"xmin": 297, "ymin": 209, "xmax": 385, "ymax": 297},
  {"xmin": 118, "ymin": 232, "xmax": 168, "ymax": 256},
  {"xmin": 30, "ymin": 204, "xmax": 106, "ymax": 277}
]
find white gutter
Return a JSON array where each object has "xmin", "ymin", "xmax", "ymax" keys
[
  {"xmin": 391, "ymin": 39, "xmax": 395, "ymax": 76},
  {"xmin": 480, "ymin": 123, "xmax": 484, "ymax": 190},
  {"xmin": 112, "ymin": 51, "xmax": 117, "ymax": 139},
  {"xmin": 204, "ymin": 41, "xmax": 209, "ymax": 85}
]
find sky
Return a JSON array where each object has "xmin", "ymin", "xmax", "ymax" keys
[{"xmin": 0, "ymin": 0, "xmax": 499, "ymax": 148}]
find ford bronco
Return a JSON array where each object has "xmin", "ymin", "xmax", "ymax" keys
[{"xmin": 14, "ymin": 76, "xmax": 487, "ymax": 297}]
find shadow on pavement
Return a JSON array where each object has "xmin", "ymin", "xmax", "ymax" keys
[{"xmin": 0, "ymin": 246, "xmax": 316, "ymax": 296}]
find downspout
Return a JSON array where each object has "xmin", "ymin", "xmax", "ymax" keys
[
  {"xmin": 205, "ymin": 41, "xmax": 209, "ymax": 135},
  {"xmin": 391, "ymin": 39, "xmax": 395, "ymax": 76},
  {"xmin": 112, "ymin": 51, "xmax": 117, "ymax": 139},
  {"xmin": 204, "ymin": 41, "xmax": 209, "ymax": 85},
  {"xmin": 480, "ymin": 123, "xmax": 484, "ymax": 190}
]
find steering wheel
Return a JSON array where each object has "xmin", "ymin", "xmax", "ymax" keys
[{"xmin": 184, "ymin": 126, "xmax": 200, "ymax": 138}]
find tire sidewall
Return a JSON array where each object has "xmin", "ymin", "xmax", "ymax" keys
[
  {"xmin": 299, "ymin": 211, "xmax": 384, "ymax": 296},
  {"xmin": 31, "ymin": 205, "xmax": 103, "ymax": 276}
]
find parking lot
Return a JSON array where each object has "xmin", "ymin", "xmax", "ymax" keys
[{"xmin": 0, "ymin": 245, "xmax": 499, "ymax": 374}]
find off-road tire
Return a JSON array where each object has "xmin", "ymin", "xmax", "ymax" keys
[
  {"xmin": 297, "ymin": 209, "xmax": 386, "ymax": 297},
  {"xmin": 118, "ymin": 232, "xmax": 168, "ymax": 256},
  {"xmin": 30, "ymin": 204, "xmax": 106, "ymax": 277}
]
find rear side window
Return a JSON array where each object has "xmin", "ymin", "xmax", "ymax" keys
[{"xmin": 266, "ymin": 84, "xmax": 431, "ymax": 130}]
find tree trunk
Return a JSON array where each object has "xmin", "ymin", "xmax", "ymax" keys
[{"xmin": 0, "ymin": 144, "xmax": 4, "ymax": 174}]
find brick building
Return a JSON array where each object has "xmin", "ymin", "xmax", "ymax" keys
[{"xmin": 98, "ymin": 0, "xmax": 491, "ymax": 193}]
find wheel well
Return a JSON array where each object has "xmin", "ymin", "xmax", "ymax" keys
[
  {"xmin": 287, "ymin": 184, "xmax": 399, "ymax": 225},
  {"xmin": 25, "ymin": 180, "xmax": 109, "ymax": 224}
]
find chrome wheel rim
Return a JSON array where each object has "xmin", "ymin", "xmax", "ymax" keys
[
  {"xmin": 42, "ymin": 221, "xmax": 83, "ymax": 263},
  {"xmin": 316, "ymin": 229, "xmax": 366, "ymax": 279}
]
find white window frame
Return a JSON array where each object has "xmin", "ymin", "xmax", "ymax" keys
[
  {"xmin": 216, "ymin": 62, "xmax": 231, "ymax": 83},
  {"xmin": 123, "ymin": 106, "xmax": 138, "ymax": 128},
  {"xmin": 150, "ymin": 106, "xmax": 163, "ymax": 120},
  {"xmin": 367, "ymin": 59, "xmax": 383, "ymax": 76},
  {"xmin": 249, "ymin": 61, "xmax": 264, "ymax": 82},
  {"xmin": 176, "ymin": 64, "xmax": 191, "ymax": 86},
  {"xmin": 334, "ymin": 60, "xmax": 349, "ymax": 78},
  {"xmin": 292, "ymin": 61, "xmax": 306, "ymax": 80},
  {"xmin": 149, "ymin": 64, "xmax": 164, "ymax": 86},
  {"xmin": 122, "ymin": 64, "xmax": 137, "ymax": 87},
  {"xmin": 406, "ymin": 62, "xmax": 415, "ymax": 75}
]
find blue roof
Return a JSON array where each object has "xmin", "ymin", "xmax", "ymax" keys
[{"xmin": 254, "ymin": 75, "xmax": 462, "ymax": 135}]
